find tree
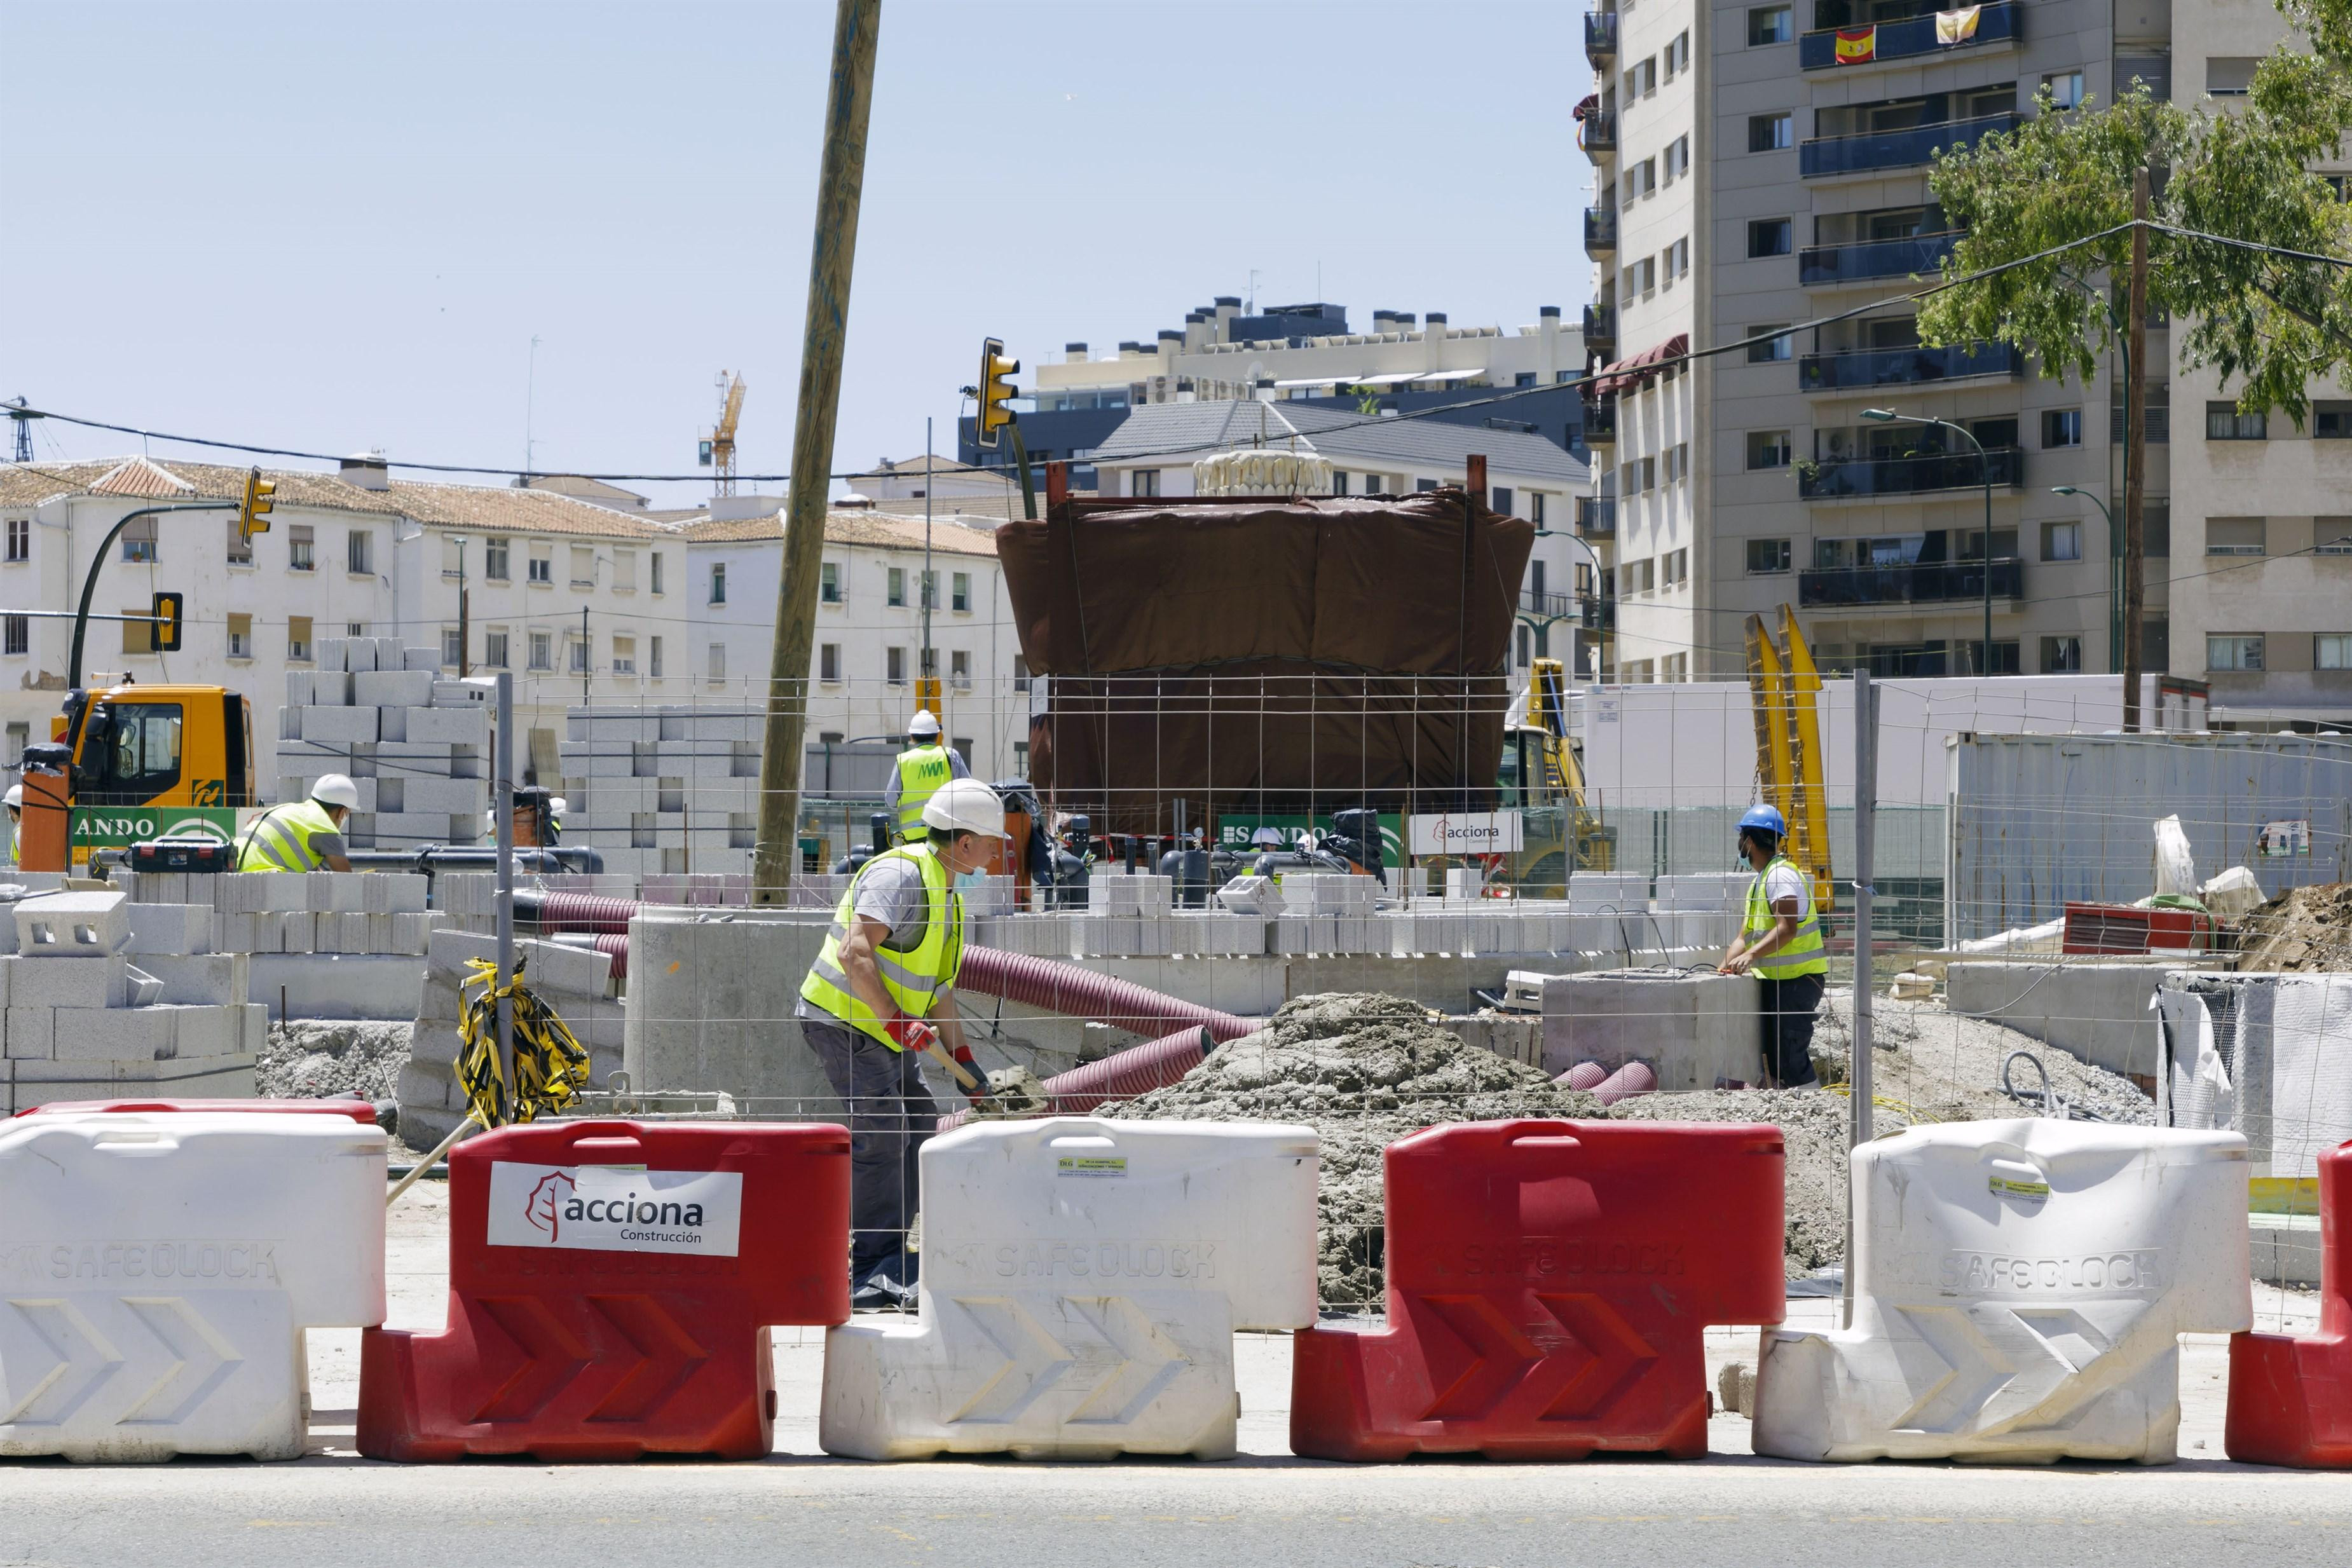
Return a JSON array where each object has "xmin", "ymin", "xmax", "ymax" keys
[{"xmin": 1918, "ymin": 0, "xmax": 2352, "ymax": 425}]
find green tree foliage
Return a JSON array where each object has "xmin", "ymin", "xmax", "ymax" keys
[{"xmin": 1918, "ymin": 1, "xmax": 2352, "ymax": 425}]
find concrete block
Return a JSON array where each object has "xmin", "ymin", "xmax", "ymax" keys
[
  {"xmin": 299, "ymin": 704, "xmax": 378, "ymax": 744},
  {"xmin": 407, "ymin": 705, "xmax": 489, "ymax": 746},
  {"xmin": 447, "ymin": 812, "xmax": 488, "ymax": 843},
  {"xmin": 344, "ymin": 635, "xmax": 378, "ymax": 674},
  {"xmin": 1945, "ymin": 960, "xmax": 2178, "ymax": 1079},
  {"xmin": 621, "ymin": 913, "xmax": 844, "ymax": 1122},
  {"xmin": 1540, "ymin": 969, "xmax": 1761, "ymax": 1091},
  {"xmin": 400, "ymin": 775, "xmax": 486, "ymax": 815},
  {"xmin": 124, "ymin": 901, "xmax": 213, "ymax": 957},
  {"xmin": 374, "ymin": 636, "xmax": 404, "ymax": 671},
  {"xmin": 9, "ymin": 954, "xmax": 127, "ymax": 1009},
  {"xmin": 241, "ymin": 1003, "xmax": 268, "ymax": 1056},
  {"xmin": 247, "ymin": 953, "xmax": 432, "ymax": 1020},
  {"xmin": 15, "ymin": 891, "xmax": 130, "ymax": 957},
  {"xmin": 4, "ymin": 1006, "xmax": 55, "ymax": 1059},
  {"xmin": 307, "ymin": 872, "xmax": 368, "ymax": 912},
  {"xmin": 318, "ymin": 636, "xmax": 348, "ymax": 673},
  {"xmin": 362, "ymin": 873, "xmax": 429, "ymax": 915},
  {"xmin": 50, "ymin": 1004, "xmax": 177, "ymax": 1062},
  {"xmin": 280, "ymin": 912, "xmax": 317, "ymax": 954},
  {"xmin": 403, "ymin": 646, "xmax": 438, "ymax": 671},
  {"xmin": 135, "ymin": 952, "xmax": 249, "ymax": 1007},
  {"xmin": 278, "ymin": 704, "xmax": 300, "ymax": 741},
  {"xmin": 376, "ymin": 704, "xmax": 407, "ymax": 742},
  {"xmin": 164, "ymin": 1003, "xmax": 240, "ymax": 1059},
  {"xmin": 310, "ymin": 668, "xmax": 354, "ymax": 706},
  {"xmin": 407, "ymin": 1022, "xmax": 465, "ymax": 1069},
  {"xmin": 373, "ymin": 812, "xmax": 454, "ymax": 847},
  {"xmin": 395, "ymin": 1058, "xmax": 457, "ymax": 1114},
  {"xmin": 355, "ymin": 668, "xmax": 436, "ymax": 707},
  {"xmin": 284, "ymin": 669, "xmax": 314, "ymax": 707},
  {"xmin": 11, "ymin": 1053, "xmax": 257, "ymax": 1110}
]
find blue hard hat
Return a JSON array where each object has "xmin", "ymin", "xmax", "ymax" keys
[{"xmin": 1738, "ymin": 803, "xmax": 1788, "ymax": 836}]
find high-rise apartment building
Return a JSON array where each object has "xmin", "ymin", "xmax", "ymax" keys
[{"xmin": 1581, "ymin": 1, "xmax": 2348, "ymax": 719}]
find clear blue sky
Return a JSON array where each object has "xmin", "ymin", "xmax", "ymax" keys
[{"xmin": 2, "ymin": 1, "xmax": 1585, "ymax": 508}]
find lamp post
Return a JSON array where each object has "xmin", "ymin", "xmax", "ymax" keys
[
  {"xmin": 1531, "ymin": 528, "xmax": 1604, "ymax": 679},
  {"xmin": 2052, "ymin": 486, "xmax": 2120, "ymax": 674},
  {"xmin": 1861, "ymin": 407, "xmax": 2001, "ymax": 676}
]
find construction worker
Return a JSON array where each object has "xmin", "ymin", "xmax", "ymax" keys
[
  {"xmin": 236, "ymin": 775, "xmax": 359, "ymax": 873},
  {"xmin": 1718, "ymin": 803, "xmax": 1825, "ymax": 1089},
  {"xmin": 883, "ymin": 710, "xmax": 968, "ymax": 844},
  {"xmin": 4, "ymin": 784, "xmax": 20, "ymax": 868},
  {"xmin": 798, "ymin": 776, "xmax": 1006, "ymax": 1307}
]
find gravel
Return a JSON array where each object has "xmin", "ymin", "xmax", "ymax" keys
[{"xmin": 257, "ymin": 1019, "xmax": 411, "ymax": 1107}]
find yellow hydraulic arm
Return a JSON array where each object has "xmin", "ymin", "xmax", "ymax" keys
[{"xmin": 1743, "ymin": 609, "xmax": 1833, "ymax": 917}]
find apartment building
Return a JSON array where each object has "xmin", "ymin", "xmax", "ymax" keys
[{"xmin": 1580, "ymin": 0, "xmax": 2348, "ymax": 718}]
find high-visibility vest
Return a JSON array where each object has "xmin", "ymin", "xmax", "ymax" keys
[
  {"xmin": 1742, "ymin": 854, "xmax": 1828, "ymax": 979},
  {"xmin": 236, "ymin": 798, "xmax": 343, "ymax": 873},
  {"xmin": 798, "ymin": 843, "xmax": 965, "ymax": 1049},
  {"xmin": 894, "ymin": 744, "xmax": 955, "ymax": 841}
]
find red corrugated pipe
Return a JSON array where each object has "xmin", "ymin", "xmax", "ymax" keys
[
  {"xmin": 939, "ymin": 1024, "xmax": 1215, "ymax": 1131},
  {"xmin": 952, "ymin": 946, "xmax": 1256, "ymax": 1042},
  {"xmin": 592, "ymin": 932, "xmax": 629, "ymax": 982},
  {"xmin": 1559, "ymin": 1060, "xmax": 1608, "ymax": 1092},
  {"xmin": 524, "ymin": 890, "xmax": 641, "ymax": 935},
  {"xmin": 1593, "ymin": 1060, "xmax": 1657, "ymax": 1106}
]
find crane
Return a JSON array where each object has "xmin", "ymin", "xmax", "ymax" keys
[
  {"xmin": 699, "ymin": 371, "xmax": 748, "ymax": 496},
  {"xmin": 1744, "ymin": 605, "xmax": 1833, "ymax": 918}
]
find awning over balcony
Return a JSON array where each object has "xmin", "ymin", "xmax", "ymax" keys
[
  {"xmin": 1591, "ymin": 333, "xmax": 1690, "ymax": 395},
  {"xmin": 1573, "ymin": 93, "xmax": 1600, "ymax": 121}
]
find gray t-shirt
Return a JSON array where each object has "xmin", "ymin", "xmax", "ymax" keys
[{"xmin": 798, "ymin": 852, "xmax": 957, "ymax": 1021}]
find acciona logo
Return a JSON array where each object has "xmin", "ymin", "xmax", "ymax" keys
[{"xmin": 485, "ymin": 1162, "xmax": 744, "ymax": 1257}]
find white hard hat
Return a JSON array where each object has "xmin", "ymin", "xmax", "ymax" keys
[
  {"xmin": 310, "ymin": 774, "xmax": 360, "ymax": 810},
  {"xmin": 3, "ymin": 784, "xmax": 20, "ymax": 810},
  {"xmin": 549, "ymin": 796, "xmax": 568, "ymax": 817},
  {"xmin": 920, "ymin": 777, "xmax": 1006, "ymax": 840},
  {"xmin": 908, "ymin": 709, "xmax": 942, "ymax": 739}
]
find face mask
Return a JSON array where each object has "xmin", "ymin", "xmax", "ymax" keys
[{"xmin": 955, "ymin": 870, "xmax": 983, "ymax": 892}]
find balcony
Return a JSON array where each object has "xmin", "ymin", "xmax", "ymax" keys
[
  {"xmin": 1580, "ymin": 596, "xmax": 1617, "ymax": 633},
  {"xmin": 1800, "ymin": 1, "xmax": 2021, "ymax": 70},
  {"xmin": 1798, "ymin": 557, "xmax": 2025, "ymax": 608},
  {"xmin": 1800, "ymin": 341, "xmax": 2022, "ymax": 393},
  {"xmin": 1798, "ymin": 229, "xmax": 1962, "ymax": 285},
  {"xmin": 1581, "ymin": 109, "xmax": 1618, "ymax": 161},
  {"xmin": 1582, "ymin": 393, "xmax": 1618, "ymax": 446},
  {"xmin": 1585, "ymin": 11, "xmax": 1618, "ymax": 67},
  {"xmin": 1583, "ymin": 302, "xmax": 1616, "ymax": 352},
  {"xmin": 1576, "ymin": 495, "xmax": 1617, "ymax": 538},
  {"xmin": 1798, "ymin": 444, "xmax": 2025, "ymax": 500},
  {"xmin": 1583, "ymin": 207, "xmax": 1617, "ymax": 257},
  {"xmin": 1521, "ymin": 588, "xmax": 1580, "ymax": 620},
  {"xmin": 1801, "ymin": 112, "xmax": 2018, "ymax": 179}
]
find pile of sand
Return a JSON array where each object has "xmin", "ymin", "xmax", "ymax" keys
[
  {"xmin": 258, "ymin": 1019, "xmax": 411, "ymax": 1108},
  {"xmin": 2234, "ymin": 883, "xmax": 2352, "ymax": 973}
]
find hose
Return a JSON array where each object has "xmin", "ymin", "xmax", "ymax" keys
[
  {"xmin": 519, "ymin": 889, "xmax": 641, "ymax": 935},
  {"xmin": 1592, "ymin": 1060, "xmax": 1657, "ymax": 1106},
  {"xmin": 1999, "ymin": 1047, "xmax": 2106, "ymax": 1121},
  {"xmin": 952, "ymin": 946, "xmax": 1257, "ymax": 1042}
]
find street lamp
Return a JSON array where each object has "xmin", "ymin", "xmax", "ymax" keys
[
  {"xmin": 2052, "ymin": 486, "xmax": 2121, "ymax": 674},
  {"xmin": 1529, "ymin": 528, "xmax": 1605, "ymax": 678},
  {"xmin": 1861, "ymin": 407, "xmax": 2003, "ymax": 677}
]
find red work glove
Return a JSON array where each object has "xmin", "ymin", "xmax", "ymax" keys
[{"xmin": 884, "ymin": 1014, "xmax": 938, "ymax": 1055}]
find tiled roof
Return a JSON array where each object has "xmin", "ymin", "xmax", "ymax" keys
[
  {"xmin": 682, "ymin": 507, "xmax": 1000, "ymax": 557},
  {"xmin": 90, "ymin": 456, "xmax": 196, "ymax": 497}
]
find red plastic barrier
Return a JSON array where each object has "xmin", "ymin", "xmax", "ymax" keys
[
  {"xmin": 357, "ymin": 1118, "xmax": 849, "ymax": 1461},
  {"xmin": 1290, "ymin": 1118, "xmax": 1785, "ymax": 1461},
  {"xmin": 2227, "ymin": 1138, "xmax": 2352, "ymax": 1467},
  {"xmin": 11, "ymin": 1097, "xmax": 380, "ymax": 1122}
]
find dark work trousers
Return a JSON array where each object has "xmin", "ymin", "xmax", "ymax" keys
[
  {"xmin": 1757, "ymin": 972, "xmax": 1826, "ymax": 1089},
  {"xmin": 801, "ymin": 1013, "xmax": 941, "ymax": 1280}
]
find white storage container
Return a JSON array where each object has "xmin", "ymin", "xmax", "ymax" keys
[
  {"xmin": 0, "ymin": 1109, "xmax": 386, "ymax": 1461},
  {"xmin": 1753, "ymin": 1119, "xmax": 2250, "ymax": 1464},
  {"xmin": 820, "ymin": 1116, "xmax": 1318, "ymax": 1461}
]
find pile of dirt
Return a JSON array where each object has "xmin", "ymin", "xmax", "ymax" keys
[
  {"xmin": 2234, "ymin": 883, "xmax": 2352, "ymax": 972},
  {"xmin": 258, "ymin": 1019, "xmax": 411, "ymax": 1108},
  {"xmin": 1813, "ymin": 988, "xmax": 2155, "ymax": 1126},
  {"xmin": 1112, "ymin": 992, "xmax": 1599, "ymax": 1306}
]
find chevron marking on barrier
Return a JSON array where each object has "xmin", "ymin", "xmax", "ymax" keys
[
  {"xmin": 2, "ymin": 1299, "xmax": 125, "ymax": 1427},
  {"xmin": 1890, "ymin": 1300, "xmax": 2163, "ymax": 1438},
  {"xmin": 1414, "ymin": 1294, "xmax": 1544, "ymax": 1421},
  {"xmin": 583, "ymin": 1295, "xmax": 711, "ymax": 1424},
  {"xmin": 946, "ymin": 1294, "xmax": 1190, "ymax": 1428},
  {"xmin": 1889, "ymin": 1304, "xmax": 2028, "ymax": 1433},
  {"xmin": 1533, "ymin": 1293, "xmax": 1662, "ymax": 1422},
  {"xmin": 1058, "ymin": 1296, "xmax": 1191, "ymax": 1426},
  {"xmin": 948, "ymin": 1296, "xmax": 1083, "ymax": 1426},
  {"xmin": 470, "ymin": 1295, "xmax": 595, "ymax": 1424},
  {"xmin": 1411, "ymin": 1292, "xmax": 1660, "ymax": 1424},
  {"xmin": 115, "ymin": 1297, "xmax": 242, "ymax": 1426}
]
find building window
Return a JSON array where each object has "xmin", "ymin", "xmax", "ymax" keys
[
  {"xmin": 2207, "ymin": 57, "xmax": 2260, "ymax": 96},
  {"xmin": 707, "ymin": 643, "xmax": 726, "ymax": 681},
  {"xmin": 282, "ymin": 524, "xmax": 313, "ymax": 572},
  {"xmin": 650, "ymin": 552, "xmax": 664, "ymax": 595},
  {"xmin": 2206, "ymin": 517, "xmax": 2267, "ymax": 556},
  {"xmin": 1625, "ymin": 57, "xmax": 1656, "ymax": 99},
  {"xmin": 2042, "ymin": 408, "xmax": 2084, "ymax": 448},
  {"xmin": 4, "ymin": 614, "xmax": 26, "ymax": 655},
  {"xmin": 529, "ymin": 631, "xmax": 552, "ymax": 670},
  {"xmin": 1663, "ymin": 442, "xmax": 1690, "ymax": 483},
  {"xmin": 886, "ymin": 646, "xmax": 907, "ymax": 686},
  {"xmin": 1333, "ymin": 472, "xmax": 1351, "ymax": 495},
  {"xmin": 120, "ymin": 514, "xmax": 158, "ymax": 562},
  {"xmin": 441, "ymin": 627, "xmax": 463, "ymax": 667},
  {"xmin": 2208, "ymin": 634, "xmax": 2265, "ymax": 671},
  {"xmin": 1626, "ymin": 256, "xmax": 1657, "ymax": 296},
  {"xmin": 1747, "ymin": 218, "xmax": 1793, "ymax": 259},
  {"xmin": 484, "ymin": 536, "xmax": 510, "ymax": 580},
  {"xmin": 218, "ymin": 611, "xmax": 249, "ymax": 658},
  {"xmin": 1747, "ymin": 538, "xmax": 1792, "ymax": 575},
  {"xmin": 1664, "ymin": 134, "xmax": 1690, "ymax": 182},
  {"xmin": 1516, "ymin": 624, "xmax": 1532, "ymax": 668},
  {"xmin": 708, "ymin": 561, "xmax": 727, "ymax": 604},
  {"xmin": 612, "ymin": 636, "xmax": 636, "ymax": 675},
  {"xmin": 1013, "ymin": 654, "xmax": 1031, "ymax": 693},
  {"xmin": 1491, "ymin": 486, "xmax": 1516, "ymax": 514},
  {"xmin": 611, "ymin": 549, "xmax": 637, "ymax": 590},
  {"xmin": 529, "ymin": 550, "xmax": 552, "ymax": 584},
  {"xmin": 2041, "ymin": 636, "xmax": 2084, "ymax": 672},
  {"xmin": 1530, "ymin": 493, "xmax": 1548, "ymax": 526},
  {"xmin": 1012, "ymin": 740, "xmax": 1029, "ymax": 777},
  {"xmin": 568, "ymin": 637, "xmax": 589, "ymax": 674},
  {"xmin": 1666, "ymin": 236, "xmax": 1690, "ymax": 278},
  {"xmin": 2207, "ymin": 402, "xmax": 2267, "ymax": 440},
  {"xmin": 2042, "ymin": 521, "xmax": 2082, "ymax": 561},
  {"xmin": 1748, "ymin": 325, "xmax": 1793, "ymax": 364},
  {"xmin": 339, "ymin": 529, "xmax": 369, "ymax": 575},
  {"xmin": 1627, "ymin": 158, "xmax": 1657, "ymax": 200},
  {"xmin": 820, "ymin": 642, "xmax": 842, "ymax": 682},
  {"xmin": 2042, "ymin": 71, "xmax": 2086, "ymax": 110},
  {"xmin": 648, "ymin": 636, "xmax": 663, "ymax": 676},
  {"xmin": 821, "ymin": 561, "xmax": 842, "ymax": 603},
  {"xmin": 1664, "ymin": 29, "xmax": 1689, "ymax": 78},
  {"xmin": 1747, "ymin": 430, "xmax": 1793, "ymax": 470},
  {"xmin": 2316, "ymin": 633, "xmax": 2352, "ymax": 669},
  {"xmin": 887, "ymin": 566, "xmax": 906, "ymax": 606},
  {"xmin": 1749, "ymin": 112, "xmax": 1793, "ymax": 152},
  {"xmin": 4, "ymin": 516, "xmax": 25, "ymax": 562},
  {"xmin": 1664, "ymin": 548, "xmax": 1689, "ymax": 587},
  {"xmin": 486, "ymin": 631, "xmax": 509, "ymax": 668},
  {"xmin": 347, "ymin": 620, "xmax": 366, "ymax": 638},
  {"xmin": 288, "ymin": 615, "xmax": 313, "ymax": 662},
  {"xmin": 952, "ymin": 571, "xmax": 971, "ymax": 611},
  {"xmin": 951, "ymin": 649, "xmax": 971, "ymax": 690},
  {"xmin": 1132, "ymin": 469, "xmax": 1160, "ymax": 498},
  {"xmin": 570, "ymin": 545, "xmax": 596, "ymax": 587},
  {"xmin": 226, "ymin": 519, "xmax": 252, "ymax": 566},
  {"xmin": 1747, "ymin": 5, "xmax": 1793, "ymax": 46}
]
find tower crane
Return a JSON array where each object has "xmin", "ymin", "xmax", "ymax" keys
[{"xmin": 699, "ymin": 372, "xmax": 748, "ymax": 496}]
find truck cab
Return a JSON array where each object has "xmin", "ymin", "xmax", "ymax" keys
[{"xmin": 57, "ymin": 684, "xmax": 256, "ymax": 856}]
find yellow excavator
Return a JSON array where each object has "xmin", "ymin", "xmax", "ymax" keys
[
  {"xmin": 1487, "ymin": 656, "xmax": 1613, "ymax": 892},
  {"xmin": 1743, "ymin": 606, "xmax": 1833, "ymax": 918}
]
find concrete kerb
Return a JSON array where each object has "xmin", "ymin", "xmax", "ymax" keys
[{"xmin": 1943, "ymin": 959, "xmax": 2188, "ymax": 1081}]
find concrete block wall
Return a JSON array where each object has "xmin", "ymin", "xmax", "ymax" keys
[
  {"xmin": 276, "ymin": 638, "xmax": 493, "ymax": 850},
  {"xmin": 397, "ymin": 927, "xmax": 624, "ymax": 1151},
  {"xmin": 556, "ymin": 706, "xmax": 765, "ymax": 880},
  {"xmin": 620, "ymin": 910, "xmax": 847, "ymax": 1122}
]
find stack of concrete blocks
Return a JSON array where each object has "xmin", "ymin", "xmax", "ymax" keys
[
  {"xmin": 0, "ymin": 887, "xmax": 268, "ymax": 1113},
  {"xmin": 558, "ymin": 706, "xmax": 765, "ymax": 882},
  {"xmin": 1168, "ymin": 910, "xmax": 1270, "ymax": 957},
  {"xmin": 1270, "ymin": 873, "xmax": 1378, "ymax": 956},
  {"xmin": 276, "ymin": 636, "xmax": 491, "ymax": 850},
  {"xmin": 115, "ymin": 870, "xmax": 435, "ymax": 1020},
  {"xmin": 397, "ymin": 927, "xmax": 624, "ymax": 1150},
  {"xmin": 1653, "ymin": 873, "xmax": 1749, "ymax": 954},
  {"xmin": 1539, "ymin": 969, "xmax": 1761, "ymax": 1092}
]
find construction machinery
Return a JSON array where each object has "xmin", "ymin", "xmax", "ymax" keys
[
  {"xmin": 1491, "ymin": 655, "xmax": 1614, "ymax": 890},
  {"xmin": 699, "ymin": 371, "xmax": 747, "ymax": 496},
  {"xmin": 16, "ymin": 683, "xmax": 260, "ymax": 869},
  {"xmin": 1743, "ymin": 606, "xmax": 1833, "ymax": 918}
]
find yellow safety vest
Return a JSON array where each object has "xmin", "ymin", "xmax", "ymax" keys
[
  {"xmin": 1742, "ymin": 854, "xmax": 1828, "ymax": 979},
  {"xmin": 236, "ymin": 798, "xmax": 342, "ymax": 873},
  {"xmin": 894, "ymin": 745, "xmax": 955, "ymax": 842},
  {"xmin": 798, "ymin": 844, "xmax": 966, "ymax": 1049}
]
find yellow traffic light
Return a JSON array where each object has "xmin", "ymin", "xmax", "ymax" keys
[
  {"xmin": 239, "ymin": 466, "xmax": 276, "ymax": 544},
  {"xmin": 976, "ymin": 337, "xmax": 1019, "ymax": 450},
  {"xmin": 149, "ymin": 590, "xmax": 184, "ymax": 653}
]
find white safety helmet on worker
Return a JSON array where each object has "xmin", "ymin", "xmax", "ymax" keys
[
  {"xmin": 310, "ymin": 774, "xmax": 360, "ymax": 811},
  {"xmin": 920, "ymin": 777, "xmax": 1007, "ymax": 840},
  {"xmin": 3, "ymin": 784, "xmax": 20, "ymax": 812},
  {"xmin": 908, "ymin": 710, "xmax": 943, "ymax": 739}
]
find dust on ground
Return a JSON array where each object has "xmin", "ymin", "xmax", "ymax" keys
[
  {"xmin": 2234, "ymin": 883, "xmax": 2352, "ymax": 972},
  {"xmin": 259, "ymin": 1019, "xmax": 411, "ymax": 1107},
  {"xmin": 1112, "ymin": 993, "xmax": 1599, "ymax": 1306}
]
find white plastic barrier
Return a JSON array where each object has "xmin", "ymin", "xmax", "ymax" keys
[
  {"xmin": 0, "ymin": 1110, "xmax": 386, "ymax": 1461},
  {"xmin": 1753, "ymin": 1119, "xmax": 2250, "ymax": 1464},
  {"xmin": 820, "ymin": 1117, "xmax": 1318, "ymax": 1461}
]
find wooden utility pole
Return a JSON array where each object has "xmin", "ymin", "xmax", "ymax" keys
[
  {"xmin": 2122, "ymin": 167, "xmax": 2150, "ymax": 733},
  {"xmin": 752, "ymin": 0, "xmax": 882, "ymax": 903}
]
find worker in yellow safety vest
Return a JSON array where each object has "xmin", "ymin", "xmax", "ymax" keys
[
  {"xmin": 4, "ymin": 784, "xmax": 20, "ymax": 868},
  {"xmin": 1718, "ymin": 803, "xmax": 1826, "ymax": 1089},
  {"xmin": 883, "ymin": 709, "xmax": 968, "ymax": 845},
  {"xmin": 798, "ymin": 777, "xmax": 1008, "ymax": 1306},
  {"xmin": 236, "ymin": 775, "xmax": 359, "ymax": 873}
]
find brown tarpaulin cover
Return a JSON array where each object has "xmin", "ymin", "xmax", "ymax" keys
[{"xmin": 995, "ymin": 489, "xmax": 1533, "ymax": 835}]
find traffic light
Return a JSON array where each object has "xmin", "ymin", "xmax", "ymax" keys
[
  {"xmin": 976, "ymin": 337, "xmax": 1019, "ymax": 450},
  {"xmin": 149, "ymin": 591, "xmax": 183, "ymax": 653},
  {"xmin": 239, "ymin": 465, "xmax": 276, "ymax": 544}
]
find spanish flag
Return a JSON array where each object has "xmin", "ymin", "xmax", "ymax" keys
[
  {"xmin": 1936, "ymin": 7, "xmax": 1982, "ymax": 45},
  {"xmin": 1834, "ymin": 26, "xmax": 1877, "ymax": 64}
]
